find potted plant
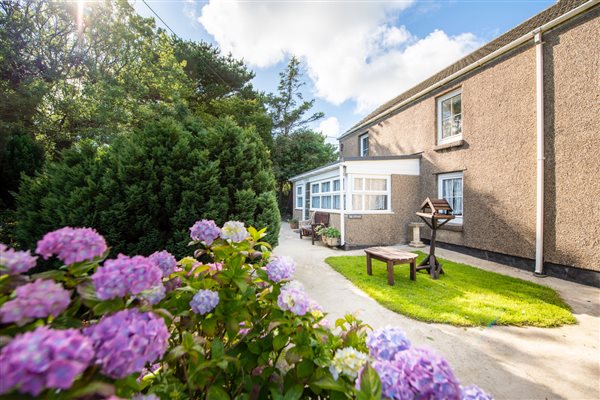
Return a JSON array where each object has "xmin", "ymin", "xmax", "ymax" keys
[
  {"xmin": 317, "ymin": 226, "xmax": 341, "ymax": 247},
  {"xmin": 289, "ymin": 218, "xmax": 299, "ymax": 229}
]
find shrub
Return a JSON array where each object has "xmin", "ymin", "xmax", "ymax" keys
[
  {"xmin": 317, "ymin": 226, "xmax": 341, "ymax": 239},
  {"xmin": 15, "ymin": 116, "xmax": 280, "ymax": 257},
  {"xmin": 0, "ymin": 223, "xmax": 492, "ymax": 399}
]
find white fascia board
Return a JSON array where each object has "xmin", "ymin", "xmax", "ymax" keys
[
  {"xmin": 345, "ymin": 158, "xmax": 420, "ymax": 176},
  {"xmin": 289, "ymin": 162, "xmax": 340, "ymax": 183}
]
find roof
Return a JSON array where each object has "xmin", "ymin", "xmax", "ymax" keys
[{"xmin": 341, "ymin": 0, "xmax": 593, "ymax": 139}]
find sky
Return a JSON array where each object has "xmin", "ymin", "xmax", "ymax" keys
[{"xmin": 131, "ymin": 0, "xmax": 556, "ymax": 143}]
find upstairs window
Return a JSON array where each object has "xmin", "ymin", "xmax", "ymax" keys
[
  {"xmin": 360, "ymin": 133, "xmax": 369, "ymax": 157},
  {"xmin": 438, "ymin": 172, "xmax": 463, "ymax": 224},
  {"xmin": 437, "ymin": 89, "xmax": 462, "ymax": 144}
]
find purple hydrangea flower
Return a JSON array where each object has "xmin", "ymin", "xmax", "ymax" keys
[
  {"xmin": 461, "ymin": 385, "xmax": 494, "ymax": 400},
  {"xmin": 0, "ymin": 243, "xmax": 37, "ymax": 275},
  {"xmin": 190, "ymin": 219, "xmax": 221, "ymax": 245},
  {"xmin": 132, "ymin": 394, "xmax": 160, "ymax": 400},
  {"xmin": 277, "ymin": 281, "xmax": 310, "ymax": 316},
  {"xmin": 36, "ymin": 227, "xmax": 107, "ymax": 265},
  {"xmin": 266, "ymin": 256, "xmax": 296, "ymax": 282},
  {"xmin": 366, "ymin": 326, "xmax": 411, "ymax": 361},
  {"xmin": 190, "ymin": 289, "xmax": 219, "ymax": 315},
  {"xmin": 91, "ymin": 254, "xmax": 162, "ymax": 300},
  {"xmin": 149, "ymin": 250, "xmax": 177, "ymax": 277},
  {"xmin": 220, "ymin": 221, "xmax": 250, "ymax": 243},
  {"xmin": 0, "ymin": 326, "xmax": 94, "ymax": 396},
  {"xmin": 0, "ymin": 280, "xmax": 71, "ymax": 326},
  {"xmin": 138, "ymin": 284, "xmax": 166, "ymax": 305},
  {"xmin": 371, "ymin": 347, "xmax": 461, "ymax": 400},
  {"xmin": 84, "ymin": 309, "xmax": 169, "ymax": 379},
  {"xmin": 164, "ymin": 277, "xmax": 182, "ymax": 292}
]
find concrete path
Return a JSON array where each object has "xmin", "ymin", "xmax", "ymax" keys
[{"xmin": 274, "ymin": 223, "xmax": 600, "ymax": 400}]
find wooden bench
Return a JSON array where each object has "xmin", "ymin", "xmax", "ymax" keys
[{"xmin": 364, "ymin": 247, "xmax": 418, "ymax": 285}]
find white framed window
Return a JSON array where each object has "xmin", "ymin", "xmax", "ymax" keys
[
  {"xmin": 309, "ymin": 177, "xmax": 342, "ymax": 211},
  {"xmin": 295, "ymin": 185, "xmax": 304, "ymax": 209},
  {"xmin": 438, "ymin": 172, "xmax": 463, "ymax": 224},
  {"xmin": 350, "ymin": 175, "xmax": 390, "ymax": 212},
  {"xmin": 360, "ymin": 133, "xmax": 369, "ymax": 157},
  {"xmin": 437, "ymin": 89, "xmax": 462, "ymax": 144}
]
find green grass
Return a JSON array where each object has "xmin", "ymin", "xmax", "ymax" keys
[{"xmin": 325, "ymin": 252, "xmax": 576, "ymax": 327}]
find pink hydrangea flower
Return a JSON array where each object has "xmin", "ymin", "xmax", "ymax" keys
[
  {"xmin": 0, "ymin": 243, "xmax": 37, "ymax": 275},
  {"xmin": 0, "ymin": 280, "xmax": 71, "ymax": 326},
  {"xmin": 36, "ymin": 227, "xmax": 107, "ymax": 265}
]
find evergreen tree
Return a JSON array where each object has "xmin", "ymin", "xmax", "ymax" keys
[{"xmin": 15, "ymin": 114, "xmax": 280, "ymax": 257}]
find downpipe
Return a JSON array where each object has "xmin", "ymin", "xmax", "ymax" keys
[{"xmin": 534, "ymin": 31, "xmax": 546, "ymax": 277}]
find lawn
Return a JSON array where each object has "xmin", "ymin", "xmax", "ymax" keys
[{"xmin": 325, "ymin": 252, "xmax": 576, "ymax": 327}]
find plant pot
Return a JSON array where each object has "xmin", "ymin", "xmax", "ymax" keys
[
  {"xmin": 323, "ymin": 236, "xmax": 340, "ymax": 247},
  {"xmin": 289, "ymin": 222, "xmax": 299, "ymax": 229}
]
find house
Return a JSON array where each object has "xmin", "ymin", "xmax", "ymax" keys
[{"xmin": 290, "ymin": 0, "xmax": 600, "ymax": 286}]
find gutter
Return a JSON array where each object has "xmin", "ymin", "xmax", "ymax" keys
[
  {"xmin": 340, "ymin": 0, "xmax": 599, "ymax": 140},
  {"xmin": 534, "ymin": 31, "xmax": 546, "ymax": 276}
]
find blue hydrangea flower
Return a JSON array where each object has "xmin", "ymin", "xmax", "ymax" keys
[
  {"xmin": 266, "ymin": 256, "xmax": 296, "ymax": 282},
  {"xmin": 91, "ymin": 254, "xmax": 162, "ymax": 300},
  {"xmin": 220, "ymin": 221, "xmax": 250, "ymax": 243},
  {"xmin": 0, "ymin": 280, "xmax": 71, "ymax": 326},
  {"xmin": 366, "ymin": 326, "xmax": 411, "ymax": 361},
  {"xmin": 0, "ymin": 243, "xmax": 37, "ymax": 275},
  {"xmin": 36, "ymin": 227, "xmax": 107, "ymax": 265},
  {"xmin": 149, "ymin": 250, "xmax": 177, "ymax": 277},
  {"xmin": 277, "ymin": 281, "xmax": 310, "ymax": 316},
  {"xmin": 370, "ymin": 347, "xmax": 462, "ymax": 400},
  {"xmin": 0, "ymin": 326, "xmax": 94, "ymax": 396},
  {"xmin": 189, "ymin": 219, "xmax": 221, "ymax": 245},
  {"xmin": 190, "ymin": 289, "xmax": 219, "ymax": 315},
  {"xmin": 84, "ymin": 309, "xmax": 169, "ymax": 379},
  {"xmin": 461, "ymin": 384, "xmax": 494, "ymax": 400}
]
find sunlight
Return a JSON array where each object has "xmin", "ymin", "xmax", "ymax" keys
[{"xmin": 77, "ymin": 0, "xmax": 85, "ymax": 32}]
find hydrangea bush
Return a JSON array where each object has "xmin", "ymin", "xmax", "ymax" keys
[{"xmin": 0, "ymin": 222, "xmax": 493, "ymax": 399}]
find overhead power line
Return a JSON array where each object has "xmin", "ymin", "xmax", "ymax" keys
[{"xmin": 140, "ymin": 0, "xmax": 235, "ymax": 91}]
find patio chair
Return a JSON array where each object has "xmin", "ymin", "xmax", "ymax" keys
[{"xmin": 299, "ymin": 211, "xmax": 330, "ymax": 245}]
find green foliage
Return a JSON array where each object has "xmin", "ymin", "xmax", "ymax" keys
[
  {"xmin": 15, "ymin": 115, "xmax": 280, "ymax": 257},
  {"xmin": 317, "ymin": 226, "xmax": 341, "ymax": 239},
  {"xmin": 326, "ymin": 253, "xmax": 576, "ymax": 327},
  {"xmin": 0, "ymin": 225, "xmax": 378, "ymax": 399}
]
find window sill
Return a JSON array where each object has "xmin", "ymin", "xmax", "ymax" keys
[
  {"xmin": 439, "ymin": 223, "xmax": 463, "ymax": 232},
  {"xmin": 434, "ymin": 139, "xmax": 464, "ymax": 152}
]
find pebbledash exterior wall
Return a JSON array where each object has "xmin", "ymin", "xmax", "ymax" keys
[{"xmin": 335, "ymin": 7, "xmax": 599, "ymax": 283}]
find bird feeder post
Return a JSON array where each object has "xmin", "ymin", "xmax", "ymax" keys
[{"xmin": 415, "ymin": 198, "xmax": 455, "ymax": 279}]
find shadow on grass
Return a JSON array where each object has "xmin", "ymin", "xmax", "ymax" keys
[{"xmin": 325, "ymin": 252, "xmax": 576, "ymax": 327}]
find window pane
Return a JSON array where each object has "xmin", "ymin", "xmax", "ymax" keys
[
  {"xmin": 452, "ymin": 94, "xmax": 461, "ymax": 115},
  {"xmin": 296, "ymin": 186, "xmax": 302, "ymax": 195},
  {"xmin": 353, "ymin": 178, "xmax": 363, "ymax": 190},
  {"xmin": 322, "ymin": 196, "xmax": 332, "ymax": 209},
  {"xmin": 333, "ymin": 179, "xmax": 340, "ymax": 191},
  {"xmin": 442, "ymin": 98, "xmax": 451, "ymax": 120},
  {"xmin": 365, "ymin": 195, "xmax": 387, "ymax": 210},
  {"xmin": 333, "ymin": 195, "xmax": 340, "ymax": 210},
  {"xmin": 452, "ymin": 114, "xmax": 462, "ymax": 136},
  {"xmin": 365, "ymin": 178, "xmax": 386, "ymax": 191},
  {"xmin": 321, "ymin": 182, "xmax": 330, "ymax": 193},
  {"xmin": 442, "ymin": 118, "xmax": 452, "ymax": 139},
  {"xmin": 311, "ymin": 196, "xmax": 320, "ymax": 208},
  {"xmin": 296, "ymin": 196, "xmax": 303, "ymax": 208},
  {"xmin": 311, "ymin": 184, "xmax": 319, "ymax": 193},
  {"xmin": 352, "ymin": 194, "xmax": 363, "ymax": 210}
]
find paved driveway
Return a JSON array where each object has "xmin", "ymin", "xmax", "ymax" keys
[{"xmin": 274, "ymin": 223, "xmax": 600, "ymax": 400}]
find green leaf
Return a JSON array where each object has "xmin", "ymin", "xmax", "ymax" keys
[
  {"xmin": 283, "ymin": 384, "xmax": 304, "ymax": 400},
  {"xmin": 212, "ymin": 338, "xmax": 225, "ymax": 359},
  {"xmin": 357, "ymin": 365, "xmax": 382, "ymax": 400},
  {"xmin": 297, "ymin": 359, "xmax": 314, "ymax": 379},
  {"xmin": 310, "ymin": 376, "xmax": 346, "ymax": 392},
  {"xmin": 67, "ymin": 381, "xmax": 115, "ymax": 398},
  {"xmin": 92, "ymin": 298, "xmax": 125, "ymax": 315},
  {"xmin": 202, "ymin": 316, "xmax": 218, "ymax": 336},
  {"xmin": 273, "ymin": 334, "xmax": 288, "ymax": 351},
  {"xmin": 31, "ymin": 269, "xmax": 66, "ymax": 281},
  {"xmin": 182, "ymin": 331, "xmax": 194, "ymax": 350},
  {"xmin": 207, "ymin": 385, "xmax": 231, "ymax": 400}
]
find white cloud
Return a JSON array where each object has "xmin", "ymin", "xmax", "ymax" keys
[
  {"xmin": 318, "ymin": 116, "xmax": 341, "ymax": 138},
  {"xmin": 199, "ymin": 1, "xmax": 481, "ymax": 114}
]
